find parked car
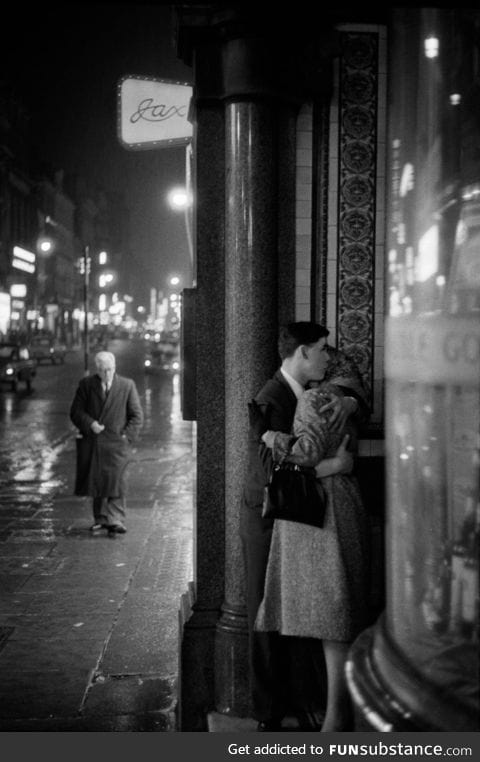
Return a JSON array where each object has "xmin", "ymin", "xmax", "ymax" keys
[
  {"xmin": 89, "ymin": 328, "xmax": 109, "ymax": 353},
  {"xmin": 144, "ymin": 340, "xmax": 180, "ymax": 375},
  {"xmin": 29, "ymin": 336, "xmax": 67, "ymax": 364},
  {"xmin": 0, "ymin": 343, "xmax": 37, "ymax": 391}
]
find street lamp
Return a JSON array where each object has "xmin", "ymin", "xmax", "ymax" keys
[
  {"xmin": 167, "ymin": 187, "xmax": 190, "ymax": 210},
  {"xmin": 99, "ymin": 272, "xmax": 115, "ymax": 289},
  {"xmin": 39, "ymin": 240, "xmax": 53, "ymax": 254},
  {"xmin": 82, "ymin": 245, "xmax": 91, "ymax": 376},
  {"xmin": 166, "ymin": 183, "xmax": 194, "ymax": 268},
  {"xmin": 35, "ymin": 234, "xmax": 55, "ymax": 334}
]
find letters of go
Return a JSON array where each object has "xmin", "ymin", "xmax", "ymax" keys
[{"xmin": 118, "ymin": 75, "xmax": 193, "ymax": 150}]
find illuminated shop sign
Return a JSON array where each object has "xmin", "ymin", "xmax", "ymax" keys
[
  {"xmin": 12, "ymin": 246, "xmax": 36, "ymax": 274},
  {"xmin": 386, "ymin": 315, "xmax": 480, "ymax": 384},
  {"xmin": 10, "ymin": 284, "xmax": 27, "ymax": 298},
  {"xmin": 0, "ymin": 292, "xmax": 10, "ymax": 334},
  {"xmin": 118, "ymin": 76, "xmax": 192, "ymax": 150},
  {"xmin": 12, "ymin": 259, "xmax": 35, "ymax": 274}
]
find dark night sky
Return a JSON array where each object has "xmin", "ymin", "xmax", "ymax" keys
[{"xmin": 3, "ymin": 2, "xmax": 194, "ymax": 306}]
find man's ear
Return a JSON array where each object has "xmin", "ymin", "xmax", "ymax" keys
[{"xmin": 299, "ymin": 345, "xmax": 309, "ymax": 360}]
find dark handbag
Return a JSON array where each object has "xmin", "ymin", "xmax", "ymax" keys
[{"xmin": 262, "ymin": 461, "xmax": 326, "ymax": 528}]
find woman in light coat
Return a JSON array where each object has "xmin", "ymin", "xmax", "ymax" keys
[{"xmin": 256, "ymin": 342, "xmax": 370, "ymax": 732}]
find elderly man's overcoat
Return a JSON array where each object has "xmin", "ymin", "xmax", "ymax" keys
[{"xmin": 70, "ymin": 373, "xmax": 143, "ymax": 497}]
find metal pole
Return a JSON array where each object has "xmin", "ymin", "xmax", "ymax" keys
[
  {"xmin": 83, "ymin": 245, "xmax": 89, "ymax": 376},
  {"xmin": 185, "ymin": 144, "xmax": 194, "ymax": 272}
]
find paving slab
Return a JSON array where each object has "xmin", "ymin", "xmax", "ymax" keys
[{"xmin": 0, "ymin": 420, "xmax": 195, "ymax": 732}]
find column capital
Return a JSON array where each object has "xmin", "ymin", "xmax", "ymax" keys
[{"xmin": 175, "ymin": 5, "xmax": 336, "ymax": 104}]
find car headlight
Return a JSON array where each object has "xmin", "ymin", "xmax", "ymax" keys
[
  {"xmin": 5, "ymin": 367, "xmax": 14, "ymax": 376},
  {"xmin": 144, "ymin": 359, "xmax": 151, "ymax": 367},
  {"xmin": 172, "ymin": 361, "xmax": 180, "ymax": 370}
]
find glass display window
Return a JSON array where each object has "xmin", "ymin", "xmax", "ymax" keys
[{"xmin": 385, "ymin": 7, "xmax": 479, "ymax": 718}]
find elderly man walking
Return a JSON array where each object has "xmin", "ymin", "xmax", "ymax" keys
[{"xmin": 70, "ymin": 351, "xmax": 143, "ymax": 534}]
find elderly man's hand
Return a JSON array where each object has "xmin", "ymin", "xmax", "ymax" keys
[
  {"xmin": 261, "ymin": 430, "xmax": 276, "ymax": 449},
  {"xmin": 91, "ymin": 420, "xmax": 105, "ymax": 435},
  {"xmin": 319, "ymin": 393, "xmax": 357, "ymax": 432},
  {"xmin": 248, "ymin": 399, "xmax": 271, "ymax": 441}
]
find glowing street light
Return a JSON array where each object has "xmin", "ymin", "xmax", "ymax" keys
[
  {"xmin": 167, "ymin": 186, "xmax": 191, "ymax": 210},
  {"xmin": 33, "ymin": 235, "xmax": 55, "ymax": 332},
  {"xmin": 166, "ymin": 184, "xmax": 194, "ymax": 269},
  {"xmin": 424, "ymin": 35, "xmax": 439, "ymax": 58},
  {"xmin": 39, "ymin": 239, "xmax": 53, "ymax": 254},
  {"xmin": 99, "ymin": 272, "xmax": 115, "ymax": 288}
]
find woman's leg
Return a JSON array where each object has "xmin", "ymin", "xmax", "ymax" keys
[{"xmin": 320, "ymin": 639, "xmax": 353, "ymax": 732}]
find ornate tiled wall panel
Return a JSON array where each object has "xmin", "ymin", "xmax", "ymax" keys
[
  {"xmin": 295, "ymin": 103, "xmax": 313, "ymax": 321},
  {"xmin": 336, "ymin": 31, "xmax": 379, "ymax": 402},
  {"xmin": 295, "ymin": 26, "xmax": 386, "ymax": 430}
]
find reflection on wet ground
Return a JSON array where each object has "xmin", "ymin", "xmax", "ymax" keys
[
  {"xmin": 0, "ymin": 339, "xmax": 188, "ymax": 490},
  {"xmin": 0, "ymin": 339, "xmax": 195, "ymax": 730},
  {"xmin": 0, "ymin": 339, "xmax": 192, "ymax": 543}
]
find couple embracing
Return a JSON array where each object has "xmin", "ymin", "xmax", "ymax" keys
[{"xmin": 240, "ymin": 322, "xmax": 371, "ymax": 733}]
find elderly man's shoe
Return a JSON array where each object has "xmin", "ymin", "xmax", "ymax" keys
[
  {"xmin": 90, "ymin": 523, "xmax": 107, "ymax": 532},
  {"xmin": 107, "ymin": 524, "xmax": 127, "ymax": 534}
]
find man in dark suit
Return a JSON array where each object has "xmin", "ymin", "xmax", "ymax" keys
[
  {"xmin": 70, "ymin": 351, "xmax": 143, "ymax": 534},
  {"xmin": 240, "ymin": 322, "xmax": 362, "ymax": 731}
]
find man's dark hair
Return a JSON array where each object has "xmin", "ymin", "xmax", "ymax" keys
[{"xmin": 278, "ymin": 322, "xmax": 329, "ymax": 360}]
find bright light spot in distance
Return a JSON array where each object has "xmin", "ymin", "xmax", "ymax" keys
[
  {"xmin": 167, "ymin": 187, "xmax": 191, "ymax": 210},
  {"xmin": 415, "ymin": 225, "xmax": 439, "ymax": 282},
  {"xmin": 424, "ymin": 35, "xmax": 439, "ymax": 58}
]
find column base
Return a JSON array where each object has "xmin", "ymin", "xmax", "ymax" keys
[
  {"xmin": 178, "ymin": 584, "xmax": 221, "ymax": 731},
  {"xmin": 346, "ymin": 616, "xmax": 479, "ymax": 732},
  {"xmin": 214, "ymin": 601, "xmax": 250, "ymax": 717}
]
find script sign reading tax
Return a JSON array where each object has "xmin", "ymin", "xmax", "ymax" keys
[{"xmin": 118, "ymin": 75, "xmax": 193, "ymax": 150}]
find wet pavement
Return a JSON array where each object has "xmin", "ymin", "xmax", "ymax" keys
[{"xmin": 0, "ymin": 343, "xmax": 195, "ymax": 731}]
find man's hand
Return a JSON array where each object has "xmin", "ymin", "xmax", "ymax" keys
[
  {"xmin": 333, "ymin": 433, "xmax": 353, "ymax": 474},
  {"xmin": 91, "ymin": 421, "xmax": 105, "ymax": 435},
  {"xmin": 248, "ymin": 400, "xmax": 271, "ymax": 441},
  {"xmin": 319, "ymin": 393, "xmax": 357, "ymax": 432}
]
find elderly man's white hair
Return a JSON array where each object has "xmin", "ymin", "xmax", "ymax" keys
[{"xmin": 94, "ymin": 351, "xmax": 116, "ymax": 368}]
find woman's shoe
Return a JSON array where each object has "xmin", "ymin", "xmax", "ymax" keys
[
  {"xmin": 296, "ymin": 710, "xmax": 323, "ymax": 730},
  {"xmin": 256, "ymin": 719, "xmax": 282, "ymax": 732}
]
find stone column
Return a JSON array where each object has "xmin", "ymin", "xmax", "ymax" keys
[
  {"xmin": 175, "ymin": 8, "xmax": 332, "ymax": 728},
  {"xmin": 214, "ymin": 37, "xmax": 298, "ymax": 717},
  {"xmin": 178, "ymin": 42, "xmax": 227, "ymax": 732}
]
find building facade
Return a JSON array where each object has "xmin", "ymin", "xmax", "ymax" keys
[{"xmin": 173, "ymin": 5, "xmax": 479, "ymax": 732}]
